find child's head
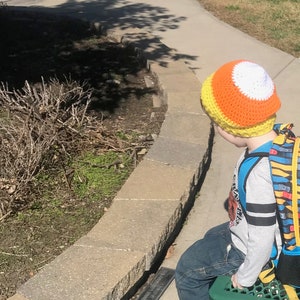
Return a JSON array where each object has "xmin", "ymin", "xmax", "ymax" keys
[{"xmin": 200, "ymin": 60, "xmax": 281, "ymax": 137}]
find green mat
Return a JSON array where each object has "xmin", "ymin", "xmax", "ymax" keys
[{"xmin": 209, "ymin": 276, "xmax": 300, "ymax": 300}]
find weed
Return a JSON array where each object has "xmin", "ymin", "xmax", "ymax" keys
[
  {"xmin": 116, "ymin": 130, "xmax": 130, "ymax": 141},
  {"xmin": 225, "ymin": 5, "xmax": 240, "ymax": 11},
  {"xmin": 267, "ymin": 0, "xmax": 281, "ymax": 4},
  {"xmin": 72, "ymin": 151, "xmax": 131, "ymax": 200},
  {"xmin": 294, "ymin": 43, "xmax": 300, "ymax": 53}
]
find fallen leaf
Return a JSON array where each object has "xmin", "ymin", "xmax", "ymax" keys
[{"xmin": 165, "ymin": 244, "xmax": 176, "ymax": 259}]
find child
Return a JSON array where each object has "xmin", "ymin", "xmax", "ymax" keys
[{"xmin": 175, "ymin": 60, "xmax": 282, "ymax": 300}]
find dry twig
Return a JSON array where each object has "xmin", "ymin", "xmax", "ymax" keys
[{"xmin": 0, "ymin": 78, "xmax": 94, "ymax": 216}]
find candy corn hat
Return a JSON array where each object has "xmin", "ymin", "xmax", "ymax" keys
[{"xmin": 201, "ymin": 60, "xmax": 281, "ymax": 137}]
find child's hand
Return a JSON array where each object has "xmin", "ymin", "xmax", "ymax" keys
[{"xmin": 231, "ymin": 274, "xmax": 243, "ymax": 289}]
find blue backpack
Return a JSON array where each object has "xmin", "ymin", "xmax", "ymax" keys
[{"xmin": 238, "ymin": 123, "xmax": 300, "ymax": 287}]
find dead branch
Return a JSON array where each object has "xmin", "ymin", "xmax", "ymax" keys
[{"xmin": 0, "ymin": 77, "xmax": 95, "ymax": 216}]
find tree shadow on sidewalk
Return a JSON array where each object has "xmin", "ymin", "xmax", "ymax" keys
[{"xmin": 9, "ymin": 0, "xmax": 198, "ymax": 66}]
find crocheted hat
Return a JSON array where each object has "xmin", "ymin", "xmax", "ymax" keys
[{"xmin": 201, "ymin": 60, "xmax": 281, "ymax": 137}]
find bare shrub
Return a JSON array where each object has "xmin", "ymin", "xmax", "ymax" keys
[{"xmin": 0, "ymin": 78, "xmax": 94, "ymax": 218}]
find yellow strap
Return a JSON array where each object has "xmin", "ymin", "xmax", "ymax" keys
[
  {"xmin": 258, "ymin": 264, "xmax": 275, "ymax": 283},
  {"xmin": 283, "ymin": 284, "xmax": 299, "ymax": 300},
  {"xmin": 292, "ymin": 138, "xmax": 300, "ymax": 246}
]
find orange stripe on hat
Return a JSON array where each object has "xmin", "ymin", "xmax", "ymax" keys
[{"xmin": 212, "ymin": 60, "xmax": 280, "ymax": 127}]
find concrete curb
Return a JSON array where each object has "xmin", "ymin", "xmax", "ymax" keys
[{"xmin": 8, "ymin": 26, "xmax": 212, "ymax": 300}]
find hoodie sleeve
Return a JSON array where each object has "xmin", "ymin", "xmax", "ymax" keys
[{"xmin": 236, "ymin": 158, "xmax": 278, "ymax": 287}]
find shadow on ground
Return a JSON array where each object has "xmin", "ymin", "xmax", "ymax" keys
[{"xmin": 8, "ymin": 0, "xmax": 198, "ymax": 66}]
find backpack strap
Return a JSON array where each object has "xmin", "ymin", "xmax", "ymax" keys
[
  {"xmin": 238, "ymin": 141, "xmax": 273, "ymax": 211},
  {"xmin": 238, "ymin": 140, "xmax": 276, "ymax": 259}
]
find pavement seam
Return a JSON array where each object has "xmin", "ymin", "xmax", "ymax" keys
[{"xmin": 272, "ymin": 57, "xmax": 298, "ymax": 80}]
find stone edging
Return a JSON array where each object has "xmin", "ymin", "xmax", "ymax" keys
[{"xmin": 9, "ymin": 26, "xmax": 213, "ymax": 300}]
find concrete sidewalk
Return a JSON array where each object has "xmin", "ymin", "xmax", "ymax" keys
[{"xmin": 7, "ymin": 0, "xmax": 300, "ymax": 299}]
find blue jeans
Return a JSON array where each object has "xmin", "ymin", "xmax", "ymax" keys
[{"xmin": 175, "ymin": 222, "xmax": 245, "ymax": 300}]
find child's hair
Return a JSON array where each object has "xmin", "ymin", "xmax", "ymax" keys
[{"xmin": 200, "ymin": 60, "xmax": 281, "ymax": 137}]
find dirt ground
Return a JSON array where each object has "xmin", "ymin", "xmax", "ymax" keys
[{"xmin": 0, "ymin": 8, "xmax": 166, "ymax": 299}]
